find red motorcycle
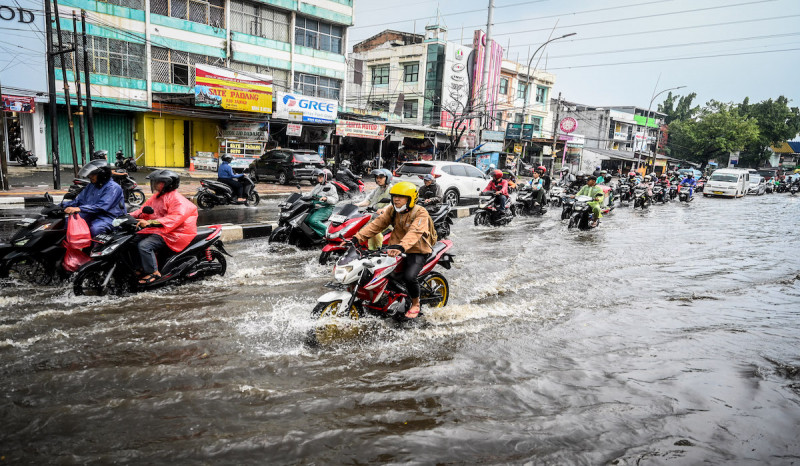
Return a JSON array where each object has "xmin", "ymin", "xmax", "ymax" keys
[
  {"xmin": 331, "ymin": 178, "xmax": 365, "ymax": 199},
  {"xmin": 318, "ymin": 203, "xmax": 391, "ymax": 265}
]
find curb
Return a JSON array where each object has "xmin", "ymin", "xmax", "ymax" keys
[
  {"xmin": 0, "ymin": 195, "xmax": 65, "ymax": 207},
  {"xmin": 452, "ymin": 206, "xmax": 478, "ymax": 218},
  {"xmin": 217, "ymin": 222, "xmax": 273, "ymax": 243}
]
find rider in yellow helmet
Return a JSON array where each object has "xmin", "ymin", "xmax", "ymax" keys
[{"xmin": 354, "ymin": 181, "xmax": 434, "ymax": 320}]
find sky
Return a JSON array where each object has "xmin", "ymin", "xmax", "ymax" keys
[{"xmin": 349, "ymin": 0, "xmax": 800, "ymax": 111}]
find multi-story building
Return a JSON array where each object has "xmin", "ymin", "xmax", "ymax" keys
[
  {"xmin": 47, "ymin": 0, "xmax": 353, "ymax": 167},
  {"xmin": 494, "ymin": 60, "xmax": 555, "ymax": 138}
]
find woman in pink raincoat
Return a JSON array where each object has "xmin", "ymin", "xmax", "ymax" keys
[{"xmin": 130, "ymin": 170, "xmax": 198, "ymax": 284}]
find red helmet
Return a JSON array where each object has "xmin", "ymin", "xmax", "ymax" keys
[
  {"xmin": 536, "ymin": 165, "xmax": 546, "ymax": 174},
  {"xmin": 492, "ymin": 169, "xmax": 503, "ymax": 180},
  {"xmin": 628, "ymin": 172, "xmax": 636, "ymax": 177}
]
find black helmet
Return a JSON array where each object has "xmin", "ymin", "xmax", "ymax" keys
[
  {"xmin": 91, "ymin": 150, "xmax": 108, "ymax": 161},
  {"xmin": 221, "ymin": 155, "xmax": 233, "ymax": 163},
  {"xmin": 78, "ymin": 159, "xmax": 112, "ymax": 186},
  {"xmin": 146, "ymin": 169, "xmax": 180, "ymax": 195},
  {"xmin": 576, "ymin": 171, "xmax": 586, "ymax": 178}
]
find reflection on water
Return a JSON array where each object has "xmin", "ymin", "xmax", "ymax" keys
[{"xmin": 2, "ymin": 194, "xmax": 800, "ymax": 463}]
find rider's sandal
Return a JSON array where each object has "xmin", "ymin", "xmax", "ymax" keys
[
  {"xmin": 138, "ymin": 272, "xmax": 161, "ymax": 285},
  {"xmin": 404, "ymin": 305, "xmax": 421, "ymax": 320}
]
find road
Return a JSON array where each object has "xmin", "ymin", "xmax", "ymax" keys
[{"xmin": 1, "ymin": 193, "xmax": 799, "ymax": 463}]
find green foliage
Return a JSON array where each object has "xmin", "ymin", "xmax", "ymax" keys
[
  {"xmin": 658, "ymin": 92, "xmax": 700, "ymax": 124},
  {"xmin": 737, "ymin": 96, "xmax": 800, "ymax": 167}
]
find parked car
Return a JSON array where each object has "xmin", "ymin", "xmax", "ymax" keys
[
  {"xmin": 249, "ymin": 149, "xmax": 324, "ymax": 185},
  {"xmin": 394, "ymin": 161, "xmax": 490, "ymax": 206},
  {"xmin": 704, "ymin": 168, "xmax": 749, "ymax": 198},
  {"xmin": 677, "ymin": 168, "xmax": 702, "ymax": 179},
  {"xmin": 747, "ymin": 171, "xmax": 766, "ymax": 195}
]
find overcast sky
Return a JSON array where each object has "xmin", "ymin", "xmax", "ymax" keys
[{"xmin": 350, "ymin": 0, "xmax": 800, "ymax": 111}]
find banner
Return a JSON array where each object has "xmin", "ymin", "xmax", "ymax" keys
[
  {"xmin": 220, "ymin": 121, "xmax": 270, "ymax": 141},
  {"xmin": 335, "ymin": 120, "xmax": 385, "ymax": 140},
  {"xmin": 472, "ymin": 30, "xmax": 504, "ymax": 130},
  {"xmin": 195, "ymin": 64, "xmax": 273, "ymax": 113},
  {"xmin": 2, "ymin": 95, "xmax": 34, "ymax": 113},
  {"xmin": 274, "ymin": 91, "xmax": 337, "ymax": 123},
  {"xmin": 287, "ymin": 123, "xmax": 303, "ymax": 136}
]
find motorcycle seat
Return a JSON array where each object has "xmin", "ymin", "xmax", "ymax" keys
[
  {"xmin": 425, "ymin": 241, "xmax": 448, "ymax": 263},
  {"xmin": 188, "ymin": 227, "xmax": 216, "ymax": 246}
]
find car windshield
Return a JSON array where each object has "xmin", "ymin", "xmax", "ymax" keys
[
  {"xmin": 293, "ymin": 152, "xmax": 321, "ymax": 162},
  {"xmin": 710, "ymin": 174, "xmax": 738, "ymax": 183},
  {"xmin": 397, "ymin": 163, "xmax": 434, "ymax": 175}
]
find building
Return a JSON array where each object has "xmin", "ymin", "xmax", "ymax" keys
[{"xmin": 43, "ymin": 0, "xmax": 353, "ymax": 168}]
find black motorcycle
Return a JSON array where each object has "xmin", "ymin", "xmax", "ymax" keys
[
  {"xmin": 790, "ymin": 182, "xmax": 799, "ymax": 196},
  {"xmin": 425, "ymin": 203, "xmax": 454, "ymax": 239},
  {"xmin": 474, "ymin": 191, "xmax": 514, "ymax": 226},
  {"xmin": 72, "ymin": 208, "xmax": 229, "ymax": 296},
  {"xmin": 11, "ymin": 139, "xmax": 37, "ymax": 167},
  {"xmin": 515, "ymin": 184, "xmax": 547, "ymax": 216},
  {"xmin": 114, "ymin": 148, "xmax": 138, "ymax": 172},
  {"xmin": 195, "ymin": 175, "xmax": 260, "ymax": 209},
  {"xmin": 269, "ymin": 191, "xmax": 327, "ymax": 246},
  {"xmin": 776, "ymin": 180, "xmax": 788, "ymax": 193},
  {"xmin": 567, "ymin": 195, "xmax": 597, "ymax": 231},
  {"xmin": 617, "ymin": 182, "xmax": 633, "ymax": 203},
  {"xmin": 0, "ymin": 199, "xmax": 67, "ymax": 285},
  {"xmin": 64, "ymin": 171, "xmax": 146, "ymax": 207},
  {"xmin": 668, "ymin": 184, "xmax": 679, "ymax": 200},
  {"xmin": 633, "ymin": 186, "xmax": 650, "ymax": 209},
  {"xmin": 652, "ymin": 184, "xmax": 669, "ymax": 204}
]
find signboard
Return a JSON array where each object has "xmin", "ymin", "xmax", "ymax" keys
[
  {"xmin": 521, "ymin": 123, "xmax": 540, "ymax": 141},
  {"xmin": 609, "ymin": 110, "xmax": 637, "ymax": 125},
  {"xmin": 559, "ymin": 117, "xmax": 577, "ymax": 134},
  {"xmin": 220, "ymin": 121, "xmax": 270, "ymax": 141},
  {"xmin": 2, "ymin": 95, "xmax": 34, "ymax": 113},
  {"xmin": 195, "ymin": 64, "xmax": 273, "ymax": 113},
  {"xmin": 287, "ymin": 123, "xmax": 303, "ymax": 137},
  {"xmin": 505, "ymin": 123, "xmax": 522, "ymax": 140},
  {"xmin": 336, "ymin": 120, "xmax": 385, "ymax": 140},
  {"xmin": 513, "ymin": 143, "xmax": 522, "ymax": 154},
  {"xmin": 483, "ymin": 130, "xmax": 505, "ymax": 142},
  {"xmin": 472, "ymin": 30, "xmax": 504, "ymax": 129},
  {"xmin": 440, "ymin": 41, "xmax": 472, "ymax": 128},
  {"xmin": 613, "ymin": 131, "xmax": 628, "ymax": 141},
  {"xmin": 274, "ymin": 91, "xmax": 338, "ymax": 123},
  {"xmin": 440, "ymin": 111, "xmax": 470, "ymax": 131},
  {"xmin": 192, "ymin": 151, "xmax": 218, "ymax": 171},
  {"xmin": 558, "ymin": 133, "xmax": 585, "ymax": 147}
]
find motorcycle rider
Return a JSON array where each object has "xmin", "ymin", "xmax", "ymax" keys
[
  {"xmin": 485, "ymin": 163, "xmax": 496, "ymax": 175},
  {"xmin": 598, "ymin": 170, "xmax": 615, "ymax": 205},
  {"xmin": 639, "ymin": 174, "xmax": 655, "ymax": 198},
  {"xmin": 680, "ymin": 172, "xmax": 697, "ymax": 197},
  {"xmin": 528, "ymin": 170, "xmax": 547, "ymax": 208},
  {"xmin": 483, "ymin": 169, "xmax": 510, "ymax": 214},
  {"xmin": 575, "ymin": 175, "xmax": 605, "ymax": 226},
  {"xmin": 627, "ymin": 171, "xmax": 639, "ymax": 185},
  {"xmin": 130, "ymin": 170, "xmax": 198, "ymax": 284},
  {"xmin": 418, "ymin": 174, "xmax": 443, "ymax": 210},
  {"xmin": 558, "ymin": 167, "xmax": 575, "ymax": 187},
  {"xmin": 62, "ymin": 160, "xmax": 126, "ymax": 237},
  {"xmin": 356, "ymin": 168, "xmax": 393, "ymax": 250},
  {"xmin": 305, "ymin": 169, "xmax": 338, "ymax": 239},
  {"xmin": 335, "ymin": 159, "xmax": 360, "ymax": 193},
  {"xmin": 536, "ymin": 165, "xmax": 551, "ymax": 191},
  {"xmin": 217, "ymin": 155, "xmax": 245, "ymax": 201},
  {"xmin": 569, "ymin": 171, "xmax": 587, "ymax": 193},
  {"xmin": 353, "ymin": 181, "xmax": 434, "ymax": 321}
]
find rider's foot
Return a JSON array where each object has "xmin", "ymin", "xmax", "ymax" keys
[
  {"xmin": 138, "ymin": 271, "xmax": 161, "ymax": 284},
  {"xmin": 405, "ymin": 303, "xmax": 421, "ymax": 319}
]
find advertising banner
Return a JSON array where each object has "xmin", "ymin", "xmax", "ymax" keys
[
  {"xmin": 274, "ymin": 91, "xmax": 337, "ymax": 123},
  {"xmin": 2, "ymin": 95, "xmax": 35, "ymax": 113},
  {"xmin": 287, "ymin": 123, "xmax": 303, "ymax": 136},
  {"xmin": 220, "ymin": 121, "xmax": 270, "ymax": 141},
  {"xmin": 195, "ymin": 64, "xmax": 273, "ymax": 113},
  {"xmin": 441, "ymin": 41, "xmax": 472, "ymax": 129},
  {"xmin": 472, "ymin": 30, "xmax": 504, "ymax": 129},
  {"xmin": 505, "ymin": 123, "xmax": 522, "ymax": 140},
  {"xmin": 335, "ymin": 120, "xmax": 385, "ymax": 140}
]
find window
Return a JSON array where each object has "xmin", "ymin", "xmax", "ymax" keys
[
  {"xmin": 447, "ymin": 165, "xmax": 467, "ymax": 177},
  {"xmin": 403, "ymin": 100, "xmax": 418, "ymax": 118},
  {"xmin": 530, "ymin": 116, "xmax": 542, "ymax": 132},
  {"xmin": 514, "ymin": 113, "xmax": 524, "ymax": 124},
  {"xmin": 499, "ymin": 77, "xmax": 509, "ymax": 95},
  {"xmin": 54, "ymin": 32, "xmax": 145, "ymax": 80},
  {"xmin": 231, "ymin": 61, "xmax": 289, "ymax": 93},
  {"xmin": 152, "ymin": 47, "xmax": 222, "ymax": 86},
  {"xmin": 516, "ymin": 83, "xmax": 528, "ymax": 100},
  {"xmin": 150, "ymin": 0, "xmax": 225, "ymax": 27},
  {"xmin": 295, "ymin": 16, "xmax": 343, "ymax": 54},
  {"xmin": 97, "ymin": 0, "xmax": 144, "ymax": 9},
  {"xmin": 294, "ymin": 73, "xmax": 341, "ymax": 100},
  {"xmin": 403, "ymin": 63, "xmax": 419, "ymax": 83},
  {"xmin": 535, "ymin": 86, "xmax": 547, "ymax": 104},
  {"xmin": 464, "ymin": 165, "xmax": 486, "ymax": 178},
  {"xmin": 369, "ymin": 99, "xmax": 390, "ymax": 112},
  {"xmin": 230, "ymin": 1, "xmax": 290, "ymax": 42},
  {"xmin": 371, "ymin": 65, "xmax": 389, "ymax": 85}
]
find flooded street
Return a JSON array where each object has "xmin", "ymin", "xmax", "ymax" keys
[{"xmin": 2, "ymin": 194, "xmax": 799, "ymax": 463}]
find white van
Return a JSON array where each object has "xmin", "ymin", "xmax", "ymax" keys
[{"xmin": 704, "ymin": 168, "xmax": 749, "ymax": 198}]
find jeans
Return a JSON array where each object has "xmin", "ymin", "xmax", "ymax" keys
[
  {"xmin": 494, "ymin": 194, "xmax": 508, "ymax": 212},
  {"xmin": 136, "ymin": 234, "xmax": 166, "ymax": 274},
  {"xmin": 402, "ymin": 253, "xmax": 427, "ymax": 299}
]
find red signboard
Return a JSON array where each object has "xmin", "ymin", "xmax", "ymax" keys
[{"xmin": 2, "ymin": 95, "xmax": 35, "ymax": 113}]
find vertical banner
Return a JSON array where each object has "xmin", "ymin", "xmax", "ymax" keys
[{"xmin": 472, "ymin": 30, "xmax": 504, "ymax": 130}]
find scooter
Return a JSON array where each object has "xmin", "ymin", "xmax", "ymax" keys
[
  {"xmin": 195, "ymin": 175, "xmax": 260, "ymax": 209},
  {"xmin": 474, "ymin": 191, "xmax": 514, "ymax": 226},
  {"xmin": 64, "ymin": 171, "xmax": 146, "ymax": 207},
  {"xmin": 549, "ymin": 185, "xmax": 565, "ymax": 207},
  {"xmin": 310, "ymin": 240, "xmax": 455, "ymax": 341},
  {"xmin": 515, "ymin": 184, "xmax": 547, "ymax": 216},
  {"xmin": 269, "ymin": 189, "xmax": 329, "ymax": 247},
  {"xmin": 668, "ymin": 184, "xmax": 679, "ymax": 200},
  {"xmin": 0, "ymin": 198, "xmax": 67, "ymax": 285},
  {"xmin": 678, "ymin": 184, "xmax": 693, "ymax": 202},
  {"xmin": 633, "ymin": 186, "xmax": 650, "ymax": 209},
  {"xmin": 617, "ymin": 182, "xmax": 633, "ymax": 203},
  {"xmin": 567, "ymin": 195, "xmax": 598, "ymax": 231},
  {"xmin": 11, "ymin": 139, "xmax": 37, "ymax": 167},
  {"xmin": 652, "ymin": 184, "xmax": 669, "ymax": 204},
  {"xmin": 72, "ymin": 208, "xmax": 229, "ymax": 296},
  {"xmin": 790, "ymin": 182, "xmax": 799, "ymax": 196},
  {"xmin": 332, "ymin": 177, "xmax": 365, "ymax": 199},
  {"xmin": 426, "ymin": 203, "xmax": 453, "ymax": 239},
  {"xmin": 696, "ymin": 177, "xmax": 707, "ymax": 193},
  {"xmin": 114, "ymin": 148, "xmax": 138, "ymax": 172}
]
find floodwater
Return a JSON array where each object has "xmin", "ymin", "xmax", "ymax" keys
[{"xmin": 1, "ymin": 194, "xmax": 800, "ymax": 463}]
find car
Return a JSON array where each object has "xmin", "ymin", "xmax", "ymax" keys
[
  {"xmin": 746, "ymin": 170, "xmax": 766, "ymax": 195},
  {"xmin": 394, "ymin": 161, "xmax": 490, "ymax": 206},
  {"xmin": 704, "ymin": 168, "xmax": 749, "ymax": 198},
  {"xmin": 677, "ymin": 168, "xmax": 702, "ymax": 179},
  {"xmin": 249, "ymin": 149, "xmax": 324, "ymax": 185},
  {"xmin": 757, "ymin": 168, "xmax": 777, "ymax": 182}
]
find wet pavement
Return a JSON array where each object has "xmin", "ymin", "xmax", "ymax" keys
[{"xmin": 1, "ymin": 193, "xmax": 800, "ymax": 463}]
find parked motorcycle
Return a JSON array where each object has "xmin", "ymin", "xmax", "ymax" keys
[
  {"xmin": 72, "ymin": 209, "xmax": 229, "ymax": 296},
  {"xmin": 269, "ymin": 190, "xmax": 327, "ymax": 247},
  {"xmin": 195, "ymin": 175, "xmax": 260, "ymax": 209},
  {"xmin": 567, "ymin": 195, "xmax": 598, "ymax": 231},
  {"xmin": 678, "ymin": 185, "xmax": 693, "ymax": 202},
  {"xmin": 114, "ymin": 148, "xmax": 138, "ymax": 172},
  {"xmin": 11, "ymin": 138, "xmax": 37, "ymax": 167},
  {"xmin": 474, "ymin": 191, "xmax": 514, "ymax": 226},
  {"xmin": 515, "ymin": 184, "xmax": 547, "ymax": 216},
  {"xmin": 64, "ymin": 171, "xmax": 146, "ymax": 207},
  {"xmin": 0, "ymin": 199, "xmax": 67, "ymax": 285},
  {"xmin": 310, "ymin": 240, "xmax": 455, "ymax": 341},
  {"xmin": 633, "ymin": 186, "xmax": 650, "ymax": 209}
]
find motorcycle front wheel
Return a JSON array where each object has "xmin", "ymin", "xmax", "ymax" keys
[
  {"xmin": 195, "ymin": 192, "xmax": 215, "ymax": 210},
  {"xmin": 128, "ymin": 189, "xmax": 146, "ymax": 206},
  {"xmin": 245, "ymin": 191, "xmax": 261, "ymax": 207},
  {"xmin": 73, "ymin": 262, "xmax": 130, "ymax": 296},
  {"xmin": 308, "ymin": 300, "xmax": 365, "ymax": 346},
  {"xmin": 473, "ymin": 211, "xmax": 489, "ymax": 226}
]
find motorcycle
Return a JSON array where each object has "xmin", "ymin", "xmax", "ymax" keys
[
  {"xmin": 668, "ymin": 184, "xmax": 679, "ymax": 200},
  {"xmin": 269, "ymin": 190, "xmax": 328, "ymax": 247},
  {"xmin": 195, "ymin": 175, "xmax": 260, "ymax": 209},
  {"xmin": 633, "ymin": 186, "xmax": 650, "ymax": 209},
  {"xmin": 72, "ymin": 208, "xmax": 229, "ymax": 296},
  {"xmin": 776, "ymin": 180, "xmax": 788, "ymax": 193},
  {"xmin": 696, "ymin": 177, "xmax": 707, "ymax": 193},
  {"xmin": 64, "ymin": 171, "xmax": 146, "ymax": 207},
  {"xmin": 310, "ymin": 240, "xmax": 455, "ymax": 340},
  {"xmin": 332, "ymin": 177, "xmax": 365, "ymax": 199},
  {"xmin": 549, "ymin": 185, "xmax": 565, "ymax": 207},
  {"xmin": 474, "ymin": 191, "xmax": 514, "ymax": 226},
  {"xmin": 11, "ymin": 140, "xmax": 37, "ymax": 167},
  {"xmin": 114, "ymin": 148, "xmax": 138, "ymax": 172},
  {"xmin": 515, "ymin": 184, "xmax": 547, "ymax": 216},
  {"xmin": 652, "ymin": 184, "xmax": 669, "ymax": 204},
  {"xmin": 567, "ymin": 195, "xmax": 598, "ymax": 231},
  {"xmin": 0, "ymin": 199, "xmax": 67, "ymax": 285},
  {"xmin": 790, "ymin": 182, "xmax": 799, "ymax": 196},
  {"xmin": 617, "ymin": 182, "xmax": 633, "ymax": 203},
  {"xmin": 765, "ymin": 181, "xmax": 774, "ymax": 194},
  {"xmin": 678, "ymin": 185, "xmax": 694, "ymax": 202},
  {"xmin": 426, "ymin": 203, "xmax": 453, "ymax": 239}
]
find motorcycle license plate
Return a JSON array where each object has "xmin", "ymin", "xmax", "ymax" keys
[
  {"xmin": 94, "ymin": 234, "xmax": 112, "ymax": 244},
  {"xmin": 713, "ymin": 191, "xmax": 724, "ymax": 195},
  {"xmin": 329, "ymin": 214, "xmax": 347, "ymax": 223}
]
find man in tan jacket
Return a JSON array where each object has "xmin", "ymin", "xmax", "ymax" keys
[{"xmin": 354, "ymin": 181, "xmax": 433, "ymax": 319}]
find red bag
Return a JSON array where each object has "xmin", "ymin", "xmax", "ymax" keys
[
  {"xmin": 66, "ymin": 214, "xmax": 92, "ymax": 249},
  {"xmin": 62, "ymin": 245, "xmax": 90, "ymax": 272}
]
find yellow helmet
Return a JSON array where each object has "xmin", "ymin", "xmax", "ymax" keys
[{"xmin": 389, "ymin": 181, "xmax": 419, "ymax": 208}]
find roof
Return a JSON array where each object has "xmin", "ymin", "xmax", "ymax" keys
[
  {"xmin": 771, "ymin": 142, "xmax": 795, "ymax": 153},
  {"xmin": 788, "ymin": 141, "xmax": 800, "ymax": 153}
]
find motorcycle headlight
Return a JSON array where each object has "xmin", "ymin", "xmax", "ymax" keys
[
  {"xmin": 333, "ymin": 264, "xmax": 353, "ymax": 281},
  {"xmin": 32, "ymin": 223, "xmax": 53, "ymax": 232},
  {"xmin": 14, "ymin": 237, "xmax": 29, "ymax": 246},
  {"xmin": 91, "ymin": 242, "xmax": 121, "ymax": 257}
]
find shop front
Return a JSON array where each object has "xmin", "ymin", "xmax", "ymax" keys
[
  {"xmin": 335, "ymin": 120, "xmax": 386, "ymax": 174},
  {"xmin": 135, "ymin": 113, "xmax": 219, "ymax": 168},
  {"xmin": 2, "ymin": 95, "xmax": 46, "ymax": 165},
  {"xmin": 47, "ymin": 107, "xmax": 134, "ymax": 166}
]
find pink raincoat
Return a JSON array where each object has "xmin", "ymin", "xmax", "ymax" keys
[{"xmin": 131, "ymin": 190, "xmax": 198, "ymax": 252}]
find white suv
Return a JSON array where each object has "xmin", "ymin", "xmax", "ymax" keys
[{"xmin": 394, "ymin": 161, "xmax": 490, "ymax": 206}]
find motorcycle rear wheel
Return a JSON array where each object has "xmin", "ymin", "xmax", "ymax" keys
[
  {"xmin": 421, "ymin": 272, "xmax": 449, "ymax": 308},
  {"xmin": 196, "ymin": 192, "xmax": 215, "ymax": 210},
  {"xmin": 73, "ymin": 262, "xmax": 130, "ymax": 296},
  {"xmin": 127, "ymin": 189, "xmax": 146, "ymax": 206},
  {"xmin": 4, "ymin": 254, "xmax": 53, "ymax": 285}
]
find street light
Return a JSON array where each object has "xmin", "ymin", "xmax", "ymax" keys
[
  {"xmin": 520, "ymin": 32, "xmax": 576, "ymax": 165},
  {"xmin": 637, "ymin": 85, "xmax": 685, "ymax": 174}
]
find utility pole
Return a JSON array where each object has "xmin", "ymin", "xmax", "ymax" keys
[
  {"xmin": 44, "ymin": 0, "xmax": 61, "ymax": 189},
  {"xmin": 551, "ymin": 92, "xmax": 561, "ymax": 168},
  {"xmin": 479, "ymin": 0, "xmax": 494, "ymax": 137},
  {"xmin": 53, "ymin": 0, "xmax": 80, "ymax": 178},
  {"xmin": 72, "ymin": 12, "xmax": 86, "ymax": 165},
  {"xmin": 0, "ymin": 77, "xmax": 10, "ymax": 191},
  {"xmin": 81, "ymin": 10, "xmax": 95, "ymax": 156}
]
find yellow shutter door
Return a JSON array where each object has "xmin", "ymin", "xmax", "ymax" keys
[{"xmin": 172, "ymin": 120, "xmax": 185, "ymax": 167}]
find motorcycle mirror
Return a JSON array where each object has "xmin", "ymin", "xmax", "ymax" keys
[
  {"xmin": 380, "ymin": 198, "xmax": 390, "ymax": 203},
  {"xmin": 142, "ymin": 206, "xmax": 154, "ymax": 214},
  {"xmin": 296, "ymin": 184, "xmax": 302, "ymax": 190}
]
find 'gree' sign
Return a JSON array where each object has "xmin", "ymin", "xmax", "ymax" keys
[{"xmin": 0, "ymin": 5, "xmax": 35, "ymax": 23}]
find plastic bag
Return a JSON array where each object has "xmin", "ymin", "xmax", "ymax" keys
[
  {"xmin": 62, "ymin": 245, "xmax": 90, "ymax": 273},
  {"xmin": 66, "ymin": 214, "xmax": 92, "ymax": 249}
]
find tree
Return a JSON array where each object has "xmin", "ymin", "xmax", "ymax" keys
[
  {"xmin": 658, "ymin": 91, "xmax": 700, "ymax": 124},
  {"xmin": 667, "ymin": 101, "xmax": 760, "ymax": 168},
  {"xmin": 737, "ymin": 96, "xmax": 800, "ymax": 167}
]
